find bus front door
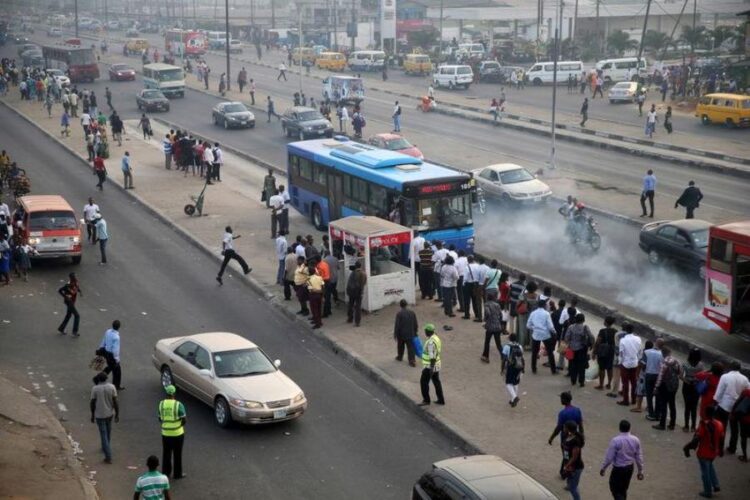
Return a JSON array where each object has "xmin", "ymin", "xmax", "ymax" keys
[{"xmin": 327, "ymin": 173, "xmax": 343, "ymax": 221}]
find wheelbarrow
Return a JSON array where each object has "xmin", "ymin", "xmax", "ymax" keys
[{"xmin": 184, "ymin": 180, "xmax": 209, "ymax": 216}]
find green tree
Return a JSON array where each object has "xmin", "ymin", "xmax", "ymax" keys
[
  {"xmin": 642, "ymin": 29, "xmax": 672, "ymax": 54},
  {"xmin": 406, "ymin": 28, "xmax": 438, "ymax": 50},
  {"xmin": 680, "ymin": 25, "xmax": 707, "ymax": 53},
  {"xmin": 606, "ymin": 30, "xmax": 637, "ymax": 56}
]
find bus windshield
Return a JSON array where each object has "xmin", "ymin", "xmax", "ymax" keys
[
  {"xmin": 155, "ymin": 69, "xmax": 183, "ymax": 81},
  {"xmin": 30, "ymin": 211, "xmax": 77, "ymax": 231},
  {"xmin": 408, "ymin": 194, "xmax": 472, "ymax": 230},
  {"xmin": 68, "ymin": 49, "xmax": 96, "ymax": 65}
]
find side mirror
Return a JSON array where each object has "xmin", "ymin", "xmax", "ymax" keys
[
  {"xmin": 199, "ymin": 368, "xmax": 213, "ymax": 378},
  {"xmin": 274, "ymin": 359, "xmax": 281, "ymax": 368}
]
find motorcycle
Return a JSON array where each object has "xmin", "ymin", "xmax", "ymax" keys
[
  {"xmin": 473, "ymin": 186, "xmax": 486, "ymax": 215},
  {"xmin": 560, "ymin": 206, "xmax": 601, "ymax": 251}
]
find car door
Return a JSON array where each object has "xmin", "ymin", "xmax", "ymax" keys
[
  {"xmin": 171, "ymin": 341, "xmax": 201, "ymax": 397},
  {"xmin": 289, "ymin": 112, "xmax": 300, "ymax": 133},
  {"xmin": 478, "ymin": 168, "xmax": 499, "ymax": 196},
  {"xmin": 190, "ymin": 345, "xmax": 215, "ymax": 404},
  {"xmin": 674, "ymin": 229, "xmax": 694, "ymax": 267},
  {"xmin": 655, "ymin": 225, "xmax": 681, "ymax": 262}
]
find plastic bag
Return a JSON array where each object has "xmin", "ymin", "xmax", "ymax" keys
[{"xmin": 411, "ymin": 336, "xmax": 423, "ymax": 358}]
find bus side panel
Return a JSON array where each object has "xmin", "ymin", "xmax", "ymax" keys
[
  {"xmin": 421, "ymin": 226, "xmax": 475, "ymax": 253},
  {"xmin": 290, "ymin": 185, "xmax": 330, "ymax": 224}
]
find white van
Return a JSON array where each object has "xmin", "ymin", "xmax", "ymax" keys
[
  {"xmin": 527, "ymin": 60, "xmax": 584, "ymax": 85},
  {"xmin": 457, "ymin": 43, "xmax": 486, "ymax": 59},
  {"xmin": 432, "ymin": 65, "xmax": 474, "ymax": 90},
  {"xmin": 595, "ymin": 57, "xmax": 647, "ymax": 83},
  {"xmin": 143, "ymin": 63, "xmax": 185, "ymax": 98},
  {"xmin": 347, "ymin": 50, "xmax": 386, "ymax": 72},
  {"xmin": 206, "ymin": 31, "xmax": 230, "ymax": 50}
]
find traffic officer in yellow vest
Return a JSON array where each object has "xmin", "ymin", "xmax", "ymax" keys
[
  {"xmin": 418, "ymin": 324, "xmax": 445, "ymax": 406},
  {"xmin": 159, "ymin": 385, "xmax": 187, "ymax": 479}
]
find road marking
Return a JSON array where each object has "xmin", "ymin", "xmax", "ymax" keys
[
  {"xmin": 58, "ymin": 403, "xmax": 68, "ymax": 412},
  {"xmin": 46, "ymin": 380, "xmax": 55, "ymax": 388}
]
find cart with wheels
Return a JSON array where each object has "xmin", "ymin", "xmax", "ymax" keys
[{"xmin": 184, "ymin": 180, "xmax": 209, "ymax": 216}]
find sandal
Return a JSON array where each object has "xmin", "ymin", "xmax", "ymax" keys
[
  {"xmin": 629, "ymin": 408, "xmax": 643, "ymax": 413},
  {"xmin": 739, "ymin": 456, "xmax": 748, "ymax": 463}
]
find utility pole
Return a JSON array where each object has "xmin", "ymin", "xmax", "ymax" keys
[
  {"xmin": 333, "ymin": 0, "xmax": 339, "ymax": 51},
  {"xmin": 439, "ymin": 0, "xmax": 444, "ymax": 48},
  {"xmin": 691, "ymin": 0, "xmax": 697, "ymax": 56},
  {"xmin": 271, "ymin": 0, "xmax": 276, "ymax": 29},
  {"xmin": 572, "ymin": 0, "xmax": 578, "ymax": 47},
  {"xmin": 549, "ymin": 0, "xmax": 563, "ymax": 170},
  {"xmin": 350, "ymin": 0, "xmax": 356, "ymax": 52},
  {"xmin": 75, "ymin": 0, "xmax": 79, "ymax": 38},
  {"xmin": 595, "ymin": 0, "xmax": 600, "ymax": 54},
  {"xmin": 225, "ymin": 0, "xmax": 231, "ymax": 90},
  {"xmin": 298, "ymin": 1, "xmax": 304, "ymax": 95},
  {"xmin": 636, "ymin": 0, "xmax": 653, "ymax": 73},
  {"xmin": 104, "ymin": 0, "xmax": 109, "ymax": 25}
]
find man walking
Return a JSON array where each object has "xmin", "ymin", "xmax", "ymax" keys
[
  {"xmin": 418, "ymin": 324, "xmax": 445, "ymax": 406},
  {"xmin": 99, "ymin": 320, "xmax": 124, "ymax": 390},
  {"xmin": 249, "ymin": 79, "xmax": 256, "ymax": 105},
  {"xmin": 527, "ymin": 300, "xmax": 558, "ymax": 374},
  {"xmin": 134, "ymin": 455, "xmax": 171, "ymax": 500},
  {"xmin": 600, "ymin": 420, "xmax": 644, "ymax": 500},
  {"xmin": 277, "ymin": 62, "xmax": 288, "ymax": 81},
  {"xmin": 640, "ymin": 169, "xmax": 656, "ymax": 218},
  {"xmin": 617, "ymin": 323, "xmax": 642, "ymax": 406},
  {"xmin": 642, "ymin": 339, "xmax": 664, "ymax": 422},
  {"xmin": 237, "ymin": 67, "xmax": 247, "ymax": 93},
  {"xmin": 83, "ymin": 197, "xmax": 99, "ymax": 244},
  {"xmin": 93, "ymin": 153, "xmax": 107, "ymax": 190},
  {"xmin": 714, "ymin": 360, "xmax": 750, "ymax": 454},
  {"xmin": 94, "ymin": 213, "xmax": 109, "ymax": 264},
  {"xmin": 217, "ymin": 226, "xmax": 252, "ymax": 285},
  {"xmin": 549, "ymin": 391, "xmax": 584, "ymax": 478},
  {"xmin": 263, "ymin": 168, "xmax": 277, "ymax": 209},
  {"xmin": 346, "ymin": 261, "xmax": 367, "ymax": 327},
  {"xmin": 267, "ymin": 96, "xmax": 279, "ymax": 122},
  {"xmin": 57, "ymin": 272, "xmax": 82, "ymax": 337},
  {"xmin": 579, "ymin": 98, "xmax": 589, "ymax": 127},
  {"xmin": 90, "ymin": 372, "xmax": 118, "ymax": 464},
  {"xmin": 684, "ymin": 406, "xmax": 724, "ymax": 498},
  {"xmin": 394, "ymin": 299, "xmax": 418, "ymax": 367},
  {"xmin": 646, "ymin": 104, "xmax": 658, "ymax": 138},
  {"xmin": 159, "ymin": 385, "xmax": 186, "ymax": 480},
  {"xmin": 675, "ymin": 181, "xmax": 703, "ymax": 219},
  {"xmin": 121, "ymin": 151, "xmax": 134, "ymax": 189},
  {"xmin": 105, "ymin": 86, "xmax": 113, "ymax": 110},
  {"xmin": 392, "ymin": 101, "xmax": 402, "ymax": 132}
]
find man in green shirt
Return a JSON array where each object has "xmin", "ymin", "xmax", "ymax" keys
[{"xmin": 134, "ymin": 455, "xmax": 171, "ymax": 499}]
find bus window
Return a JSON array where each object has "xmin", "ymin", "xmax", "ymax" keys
[
  {"xmin": 709, "ymin": 237, "xmax": 732, "ymax": 273},
  {"xmin": 30, "ymin": 210, "xmax": 77, "ymax": 230},
  {"xmin": 289, "ymin": 154, "xmax": 299, "ymax": 175},
  {"xmin": 416, "ymin": 194, "xmax": 472, "ymax": 229},
  {"xmin": 342, "ymin": 175, "xmax": 351, "ymax": 198},
  {"xmin": 352, "ymin": 178, "xmax": 368, "ymax": 203},
  {"xmin": 313, "ymin": 164, "xmax": 327, "ymax": 186},
  {"xmin": 299, "ymin": 158, "xmax": 313, "ymax": 181},
  {"xmin": 369, "ymin": 185, "xmax": 388, "ymax": 214}
]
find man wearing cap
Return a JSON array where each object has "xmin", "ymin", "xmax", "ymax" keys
[
  {"xmin": 159, "ymin": 385, "xmax": 186, "ymax": 480},
  {"xmin": 418, "ymin": 324, "xmax": 445, "ymax": 406}
]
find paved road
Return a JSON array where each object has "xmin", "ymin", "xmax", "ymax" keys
[{"xmin": 0, "ymin": 104, "xmax": 455, "ymax": 499}]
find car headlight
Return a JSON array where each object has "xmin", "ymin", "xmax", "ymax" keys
[
  {"xmin": 292, "ymin": 392, "xmax": 305, "ymax": 403},
  {"xmin": 72, "ymin": 236, "xmax": 80, "ymax": 243},
  {"xmin": 28, "ymin": 237, "xmax": 40, "ymax": 245},
  {"xmin": 304, "ymin": 126, "xmax": 313, "ymax": 131},
  {"xmin": 230, "ymin": 399, "xmax": 263, "ymax": 409}
]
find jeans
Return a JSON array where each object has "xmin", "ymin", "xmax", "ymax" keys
[
  {"xmin": 218, "ymin": 249, "xmax": 250, "ymax": 277},
  {"xmin": 323, "ymin": 281, "xmax": 334, "ymax": 316},
  {"xmin": 433, "ymin": 272, "xmax": 442, "ymax": 300},
  {"xmin": 566, "ymin": 468, "xmax": 582, "ymax": 500},
  {"xmin": 162, "ymin": 434, "xmax": 184, "ymax": 478},
  {"xmin": 393, "ymin": 114, "xmax": 401, "ymax": 132},
  {"xmin": 96, "ymin": 170, "xmax": 106, "ymax": 189},
  {"xmin": 58, "ymin": 303, "xmax": 80, "ymax": 334},
  {"xmin": 347, "ymin": 291, "xmax": 362, "ymax": 325},
  {"xmin": 99, "ymin": 238, "xmax": 108, "ymax": 263},
  {"xmin": 283, "ymin": 279, "xmax": 293, "ymax": 300},
  {"xmin": 96, "ymin": 417, "xmax": 113, "ymax": 461},
  {"xmin": 420, "ymin": 368, "xmax": 444, "ymax": 403},
  {"xmin": 657, "ymin": 386, "xmax": 677, "ymax": 428},
  {"xmin": 276, "ymin": 259, "xmax": 285, "ymax": 285},
  {"xmin": 279, "ymin": 209, "xmax": 289, "ymax": 234},
  {"xmin": 531, "ymin": 338, "xmax": 557, "ymax": 373},
  {"xmin": 442, "ymin": 286, "xmax": 455, "ymax": 315},
  {"xmin": 103, "ymin": 351, "xmax": 122, "ymax": 389},
  {"xmin": 122, "ymin": 170, "xmax": 133, "ymax": 189},
  {"xmin": 698, "ymin": 458, "xmax": 719, "ymax": 496}
]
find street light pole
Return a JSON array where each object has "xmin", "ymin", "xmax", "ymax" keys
[
  {"xmin": 225, "ymin": 0, "xmax": 231, "ymax": 90},
  {"xmin": 439, "ymin": 0, "xmax": 443, "ymax": 49},
  {"xmin": 549, "ymin": 0, "xmax": 563, "ymax": 170},
  {"xmin": 75, "ymin": 0, "xmax": 79, "ymax": 38},
  {"xmin": 298, "ymin": 1, "xmax": 304, "ymax": 96}
]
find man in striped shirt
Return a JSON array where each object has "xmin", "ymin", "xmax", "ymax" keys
[{"xmin": 134, "ymin": 455, "xmax": 171, "ymax": 499}]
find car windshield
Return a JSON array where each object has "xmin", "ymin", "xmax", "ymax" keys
[
  {"xmin": 385, "ymin": 138, "xmax": 411, "ymax": 150},
  {"xmin": 143, "ymin": 90, "xmax": 164, "ymax": 98},
  {"xmin": 457, "ymin": 67, "xmax": 472, "ymax": 75},
  {"xmin": 499, "ymin": 168, "xmax": 534, "ymax": 184},
  {"xmin": 484, "ymin": 62, "xmax": 500, "ymax": 69},
  {"xmin": 691, "ymin": 229, "xmax": 709, "ymax": 248},
  {"xmin": 29, "ymin": 210, "xmax": 77, "ymax": 231},
  {"xmin": 212, "ymin": 348, "xmax": 276, "ymax": 378},
  {"xmin": 113, "ymin": 64, "xmax": 130, "ymax": 71},
  {"xmin": 298, "ymin": 110, "xmax": 323, "ymax": 121},
  {"xmin": 156, "ymin": 69, "xmax": 183, "ymax": 81},
  {"xmin": 410, "ymin": 194, "xmax": 472, "ymax": 230},
  {"xmin": 223, "ymin": 104, "xmax": 247, "ymax": 113}
]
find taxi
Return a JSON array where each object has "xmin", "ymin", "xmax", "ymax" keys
[
  {"xmin": 403, "ymin": 53, "xmax": 432, "ymax": 76},
  {"xmin": 125, "ymin": 38, "xmax": 150, "ymax": 55},
  {"xmin": 696, "ymin": 93, "xmax": 750, "ymax": 128},
  {"xmin": 291, "ymin": 47, "xmax": 316, "ymax": 66},
  {"xmin": 315, "ymin": 52, "xmax": 346, "ymax": 72}
]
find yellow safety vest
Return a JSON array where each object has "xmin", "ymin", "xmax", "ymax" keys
[
  {"xmin": 159, "ymin": 399, "xmax": 184, "ymax": 437},
  {"xmin": 422, "ymin": 335, "xmax": 442, "ymax": 368}
]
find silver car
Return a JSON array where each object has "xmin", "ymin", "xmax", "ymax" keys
[
  {"xmin": 472, "ymin": 164, "xmax": 552, "ymax": 205},
  {"xmin": 608, "ymin": 81, "xmax": 639, "ymax": 103},
  {"xmin": 152, "ymin": 332, "xmax": 307, "ymax": 427}
]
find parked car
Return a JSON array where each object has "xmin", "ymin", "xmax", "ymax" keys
[
  {"xmin": 638, "ymin": 219, "xmax": 710, "ymax": 279},
  {"xmin": 45, "ymin": 68, "xmax": 70, "ymax": 88},
  {"xmin": 47, "ymin": 27, "xmax": 63, "ymax": 37},
  {"xmin": 108, "ymin": 63, "xmax": 136, "ymax": 81},
  {"xmin": 136, "ymin": 89, "xmax": 170, "ymax": 112},
  {"xmin": 281, "ymin": 106, "xmax": 334, "ymax": 140},
  {"xmin": 608, "ymin": 81, "xmax": 639, "ymax": 103},
  {"xmin": 412, "ymin": 455, "xmax": 556, "ymax": 500},
  {"xmin": 472, "ymin": 164, "xmax": 552, "ymax": 205},
  {"xmin": 211, "ymin": 101, "xmax": 255, "ymax": 129},
  {"xmin": 433, "ymin": 64, "xmax": 474, "ymax": 90},
  {"xmin": 228, "ymin": 39, "xmax": 243, "ymax": 54},
  {"xmin": 478, "ymin": 60, "xmax": 503, "ymax": 82},
  {"xmin": 152, "ymin": 332, "xmax": 307, "ymax": 427},
  {"xmin": 368, "ymin": 133, "xmax": 423, "ymax": 160}
]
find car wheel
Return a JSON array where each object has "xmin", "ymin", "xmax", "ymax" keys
[
  {"xmin": 214, "ymin": 397, "xmax": 232, "ymax": 428},
  {"xmin": 701, "ymin": 115, "xmax": 711, "ymax": 126},
  {"xmin": 224, "ymin": 118, "xmax": 229, "ymax": 129},
  {"xmin": 533, "ymin": 77, "xmax": 542, "ymax": 86},
  {"xmin": 160, "ymin": 366, "xmax": 174, "ymax": 389},
  {"xmin": 647, "ymin": 249, "xmax": 661, "ymax": 265},
  {"xmin": 312, "ymin": 203, "xmax": 324, "ymax": 230},
  {"xmin": 725, "ymin": 118, "xmax": 736, "ymax": 129},
  {"xmin": 500, "ymin": 193, "xmax": 512, "ymax": 206},
  {"xmin": 137, "ymin": 102, "xmax": 141, "ymax": 110},
  {"xmin": 299, "ymin": 130, "xmax": 305, "ymax": 141},
  {"xmin": 609, "ymin": 99, "xmax": 615, "ymax": 104}
]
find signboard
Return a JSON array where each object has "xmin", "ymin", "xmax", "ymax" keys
[
  {"xmin": 704, "ymin": 268, "xmax": 732, "ymax": 332},
  {"xmin": 380, "ymin": 0, "xmax": 396, "ymax": 40},
  {"xmin": 369, "ymin": 232, "xmax": 411, "ymax": 248}
]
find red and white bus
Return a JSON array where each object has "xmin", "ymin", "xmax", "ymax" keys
[
  {"xmin": 703, "ymin": 220, "xmax": 750, "ymax": 334},
  {"xmin": 165, "ymin": 29, "xmax": 207, "ymax": 58},
  {"xmin": 42, "ymin": 45, "xmax": 99, "ymax": 82}
]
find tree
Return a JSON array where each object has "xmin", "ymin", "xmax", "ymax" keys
[
  {"xmin": 406, "ymin": 27, "xmax": 439, "ymax": 50},
  {"xmin": 606, "ymin": 30, "xmax": 637, "ymax": 56},
  {"xmin": 642, "ymin": 29, "xmax": 672, "ymax": 54},
  {"xmin": 680, "ymin": 25, "xmax": 707, "ymax": 53}
]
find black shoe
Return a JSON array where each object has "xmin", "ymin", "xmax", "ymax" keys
[
  {"xmin": 116, "ymin": 386, "xmax": 125, "ymax": 391},
  {"xmin": 652, "ymin": 425, "xmax": 666, "ymax": 430},
  {"xmin": 216, "ymin": 276, "xmax": 223, "ymax": 285},
  {"xmin": 645, "ymin": 415, "xmax": 659, "ymax": 421},
  {"xmin": 244, "ymin": 268, "xmax": 252, "ymax": 275},
  {"xmin": 435, "ymin": 400, "xmax": 445, "ymax": 405},
  {"xmin": 418, "ymin": 401, "xmax": 430, "ymax": 406}
]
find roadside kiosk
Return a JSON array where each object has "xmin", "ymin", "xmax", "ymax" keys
[{"xmin": 328, "ymin": 216, "xmax": 415, "ymax": 312}]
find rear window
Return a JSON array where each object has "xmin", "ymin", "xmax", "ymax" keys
[
  {"xmin": 457, "ymin": 67, "xmax": 472, "ymax": 75},
  {"xmin": 30, "ymin": 210, "xmax": 77, "ymax": 231}
]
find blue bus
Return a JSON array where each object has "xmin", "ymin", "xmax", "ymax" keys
[{"xmin": 286, "ymin": 138, "xmax": 475, "ymax": 252}]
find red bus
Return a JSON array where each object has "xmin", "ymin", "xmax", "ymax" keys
[
  {"xmin": 703, "ymin": 220, "xmax": 750, "ymax": 334},
  {"xmin": 165, "ymin": 29, "xmax": 207, "ymax": 58},
  {"xmin": 42, "ymin": 45, "xmax": 99, "ymax": 82}
]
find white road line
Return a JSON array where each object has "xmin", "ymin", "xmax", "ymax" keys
[
  {"xmin": 57, "ymin": 403, "xmax": 68, "ymax": 412},
  {"xmin": 46, "ymin": 381, "xmax": 55, "ymax": 388}
]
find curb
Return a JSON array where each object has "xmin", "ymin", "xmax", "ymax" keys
[{"xmin": 0, "ymin": 98, "xmax": 481, "ymax": 457}]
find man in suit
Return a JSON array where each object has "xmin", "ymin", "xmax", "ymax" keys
[
  {"xmin": 393, "ymin": 299, "xmax": 419, "ymax": 366},
  {"xmin": 675, "ymin": 180, "xmax": 703, "ymax": 219}
]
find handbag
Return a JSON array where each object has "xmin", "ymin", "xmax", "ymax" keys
[
  {"xmin": 564, "ymin": 347, "xmax": 575, "ymax": 361},
  {"xmin": 516, "ymin": 300, "xmax": 528, "ymax": 315},
  {"xmin": 89, "ymin": 355, "xmax": 106, "ymax": 371},
  {"xmin": 261, "ymin": 190, "xmax": 267, "ymax": 202},
  {"xmin": 695, "ymin": 379, "xmax": 709, "ymax": 396}
]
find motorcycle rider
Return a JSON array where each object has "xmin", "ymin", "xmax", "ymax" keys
[
  {"xmin": 570, "ymin": 202, "xmax": 587, "ymax": 242},
  {"xmin": 559, "ymin": 196, "xmax": 578, "ymax": 238}
]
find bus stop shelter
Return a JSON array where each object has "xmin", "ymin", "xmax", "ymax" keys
[{"xmin": 329, "ymin": 216, "xmax": 415, "ymax": 312}]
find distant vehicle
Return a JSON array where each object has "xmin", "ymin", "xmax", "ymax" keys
[
  {"xmin": 412, "ymin": 455, "xmax": 557, "ymax": 500},
  {"xmin": 206, "ymin": 30, "xmax": 230, "ymax": 50},
  {"xmin": 478, "ymin": 60, "xmax": 503, "ymax": 82},
  {"xmin": 456, "ymin": 43, "xmax": 486, "ymax": 59},
  {"xmin": 47, "ymin": 27, "xmax": 63, "ymax": 37},
  {"xmin": 316, "ymin": 52, "xmax": 346, "ymax": 72},
  {"xmin": 18, "ymin": 43, "xmax": 39, "ymax": 56},
  {"xmin": 322, "ymin": 75, "xmax": 364, "ymax": 104},
  {"xmin": 164, "ymin": 29, "xmax": 207, "ymax": 58},
  {"xmin": 152, "ymin": 332, "xmax": 307, "ymax": 427},
  {"xmin": 228, "ymin": 39, "xmax": 243, "ymax": 54},
  {"xmin": 108, "ymin": 63, "xmax": 136, "ymax": 81},
  {"xmin": 142, "ymin": 63, "xmax": 185, "ymax": 98},
  {"xmin": 45, "ymin": 68, "xmax": 70, "ymax": 88},
  {"xmin": 472, "ymin": 164, "xmax": 552, "ymax": 205},
  {"xmin": 596, "ymin": 57, "xmax": 647, "ymax": 83},
  {"xmin": 281, "ymin": 106, "xmax": 334, "ymax": 141},
  {"xmin": 527, "ymin": 60, "xmax": 584, "ymax": 85},
  {"xmin": 22, "ymin": 50, "xmax": 44, "ymax": 69},
  {"xmin": 608, "ymin": 81, "xmax": 639, "ymax": 103},
  {"xmin": 125, "ymin": 38, "xmax": 149, "ymax": 55},
  {"xmin": 368, "ymin": 133, "xmax": 423, "ymax": 160},
  {"xmin": 106, "ymin": 20, "xmax": 121, "ymax": 30},
  {"xmin": 291, "ymin": 47, "xmax": 315, "ymax": 66},
  {"xmin": 125, "ymin": 28, "xmax": 140, "ymax": 38},
  {"xmin": 347, "ymin": 50, "xmax": 386, "ymax": 72},
  {"xmin": 42, "ymin": 45, "xmax": 99, "ymax": 82},
  {"xmin": 13, "ymin": 36, "xmax": 30, "ymax": 45},
  {"xmin": 433, "ymin": 65, "xmax": 474, "ymax": 90},
  {"xmin": 136, "ymin": 89, "xmax": 170, "ymax": 112},
  {"xmin": 639, "ymin": 219, "xmax": 710, "ymax": 279},
  {"xmin": 211, "ymin": 102, "xmax": 255, "ymax": 129},
  {"xmin": 403, "ymin": 53, "xmax": 432, "ymax": 76}
]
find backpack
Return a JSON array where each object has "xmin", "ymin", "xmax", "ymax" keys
[
  {"xmin": 508, "ymin": 344, "xmax": 524, "ymax": 371},
  {"xmin": 664, "ymin": 361, "xmax": 680, "ymax": 392}
]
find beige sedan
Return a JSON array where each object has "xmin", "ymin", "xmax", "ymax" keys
[{"xmin": 152, "ymin": 332, "xmax": 307, "ymax": 427}]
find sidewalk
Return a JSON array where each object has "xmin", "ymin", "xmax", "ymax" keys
[
  {"xmin": 3, "ymin": 90, "xmax": 748, "ymax": 500},
  {"xmin": 0, "ymin": 373, "xmax": 98, "ymax": 499}
]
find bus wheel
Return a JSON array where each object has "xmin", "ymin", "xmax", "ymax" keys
[{"xmin": 312, "ymin": 204, "xmax": 324, "ymax": 230}]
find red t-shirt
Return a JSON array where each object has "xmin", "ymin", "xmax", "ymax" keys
[
  {"xmin": 93, "ymin": 157, "xmax": 106, "ymax": 171},
  {"xmin": 695, "ymin": 418, "xmax": 724, "ymax": 460},
  {"xmin": 499, "ymin": 282, "xmax": 510, "ymax": 303}
]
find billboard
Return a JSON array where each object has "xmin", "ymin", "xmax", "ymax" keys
[{"xmin": 380, "ymin": 0, "xmax": 396, "ymax": 39}]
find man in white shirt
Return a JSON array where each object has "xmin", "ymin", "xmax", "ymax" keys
[
  {"xmin": 527, "ymin": 301, "xmax": 557, "ymax": 374},
  {"xmin": 454, "ymin": 250, "xmax": 468, "ymax": 313},
  {"xmin": 83, "ymin": 197, "xmax": 100, "ymax": 244},
  {"xmin": 80, "ymin": 111, "xmax": 92, "ymax": 136},
  {"xmin": 275, "ymin": 233, "xmax": 288, "ymax": 285},
  {"xmin": 431, "ymin": 241, "xmax": 448, "ymax": 302},
  {"xmin": 617, "ymin": 323, "xmax": 642, "ymax": 406},
  {"xmin": 278, "ymin": 185, "xmax": 290, "ymax": 234},
  {"xmin": 212, "ymin": 143, "xmax": 224, "ymax": 182},
  {"xmin": 464, "ymin": 255, "xmax": 483, "ymax": 321},
  {"xmin": 201, "ymin": 141, "xmax": 214, "ymax": 183},
  {"xmin": 714, "ymin": 361, "xmax": 750, "ymax": 454},
  {"xmin": 269, "ymin": 189, "xmax": 284, "ymax": 239},
  {"xmin": 217, "ymin": 226, "xmax": 251, "ymax": 285}
]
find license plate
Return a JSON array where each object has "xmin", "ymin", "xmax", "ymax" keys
[
  {"xmin": 273, "ymin": 409, "xmax": 287, "ymax": 419},
  {"xmin": 534, "ymin": 196, "xmax": 541, "ymax": 202}
]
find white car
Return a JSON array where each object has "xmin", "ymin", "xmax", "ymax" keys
[
  {"xmin": 229, "ymin": 39, "xmax": 243, "ymax": 53},
  {"xmin": 472, "ymin": 163, "xmax": 552, "ymax": 205},
  {"xmin": 608, "ymin": 81, "xmax": 639, "ymax": 103},
  {"xmin": 152, "ymin": 332, "xmax": 307, "ymax": 427},
  {"xmin": 433, "ymin": 65, "xmax": 474, "ymax": 90},
  {"xmin": 46, "ymin": 69, "xmax": 70, "ymax": 88},
  {"xmin": 47, "ymin": 27, "xmax": 63, "ymax": 37}
]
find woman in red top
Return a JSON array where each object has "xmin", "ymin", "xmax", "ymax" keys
[
  {"xmin": 498, "ymin": 272, "xmax": 510, "ymax": 305},
  {"xmin": 695, "ymin": 362, "xmax": 724, "ymax": 420}
]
